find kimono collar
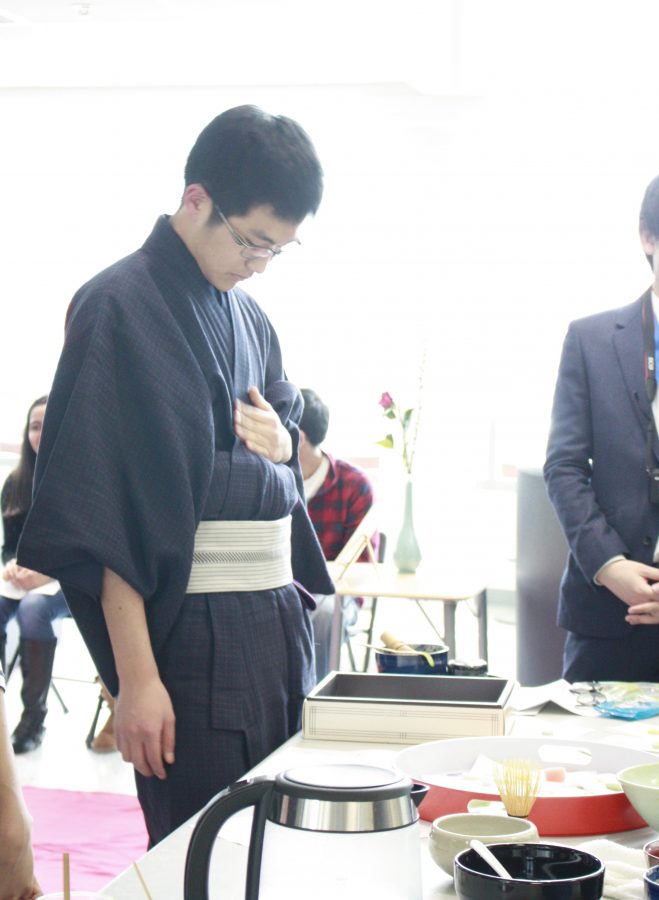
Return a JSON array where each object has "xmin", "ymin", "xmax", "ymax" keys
[{"xmin": 142, "ymin": 214, "xmax": 212, "ymax": 296}]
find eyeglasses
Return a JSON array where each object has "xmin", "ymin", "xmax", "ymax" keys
[
  {"xmin": 212, "ymin": 200, "xmax": 287, "ymax": 261},
  {"xmin": 569, "ymin": 681, "xmax": 606, "ymax": 707}
]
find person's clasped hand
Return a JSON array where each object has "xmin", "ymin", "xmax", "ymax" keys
[
  {"xmin": 626, "ymin": 579, "xmax": 659, "ymax": 625},
  {"xmin": 234, "ymin": 386, "xmax": 292, "ymax": 463},
  {"xmin": 597, "ymin": 558, "xmax": 659, "ymax": 624}
]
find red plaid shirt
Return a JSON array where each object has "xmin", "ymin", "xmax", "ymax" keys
[{"xmin": 306, "ymin": 455, "xmax": 375, "ymax": 561}]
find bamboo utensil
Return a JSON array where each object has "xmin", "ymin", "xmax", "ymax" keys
[
  {"xmin": 63, "ymin": 852, "xmax": 71, "ymax": 900},
  {"xmin": 364, "ymin": 642, "xmax": 432, "ymax": 656},
  {"xmin": 380, "ymin": 630, "xmax": 435, "ymax": 667},
  {"xmin": 494, "ymin": 758, "xmax": 541, "ymax": 817},
  {"xmin": 133, "ymin": 861, "xmax": 154, "ymax": 900}
]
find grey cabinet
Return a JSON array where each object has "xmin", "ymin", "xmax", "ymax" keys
[{"xmin": 515, "ymin": 468, "xmax": 568, "ymax": 686}]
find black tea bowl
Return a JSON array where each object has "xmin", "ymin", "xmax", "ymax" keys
[
  {"xmin": 454, "ymin": 842, "xmax": 604, "ymax": 900},
  {"xmin": 375, "ymin": 643, "xmax": 448, "ymax": 675}
]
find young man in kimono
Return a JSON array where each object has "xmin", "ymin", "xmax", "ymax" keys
[{"xmin": 18, "ymin": 105, "xmax": 334, "ymax": 844}]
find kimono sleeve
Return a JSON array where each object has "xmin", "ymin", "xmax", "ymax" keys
[{"xmin": 18, "ymin": 286, "xmax": 215, "ymax": 689}]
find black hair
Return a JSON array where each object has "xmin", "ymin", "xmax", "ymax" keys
[
  {"xmin": 299, "ymin": 388, "xmax": 330, "ymax": 446},
  {"xmin": 640, "ymin": 175, "xmax": 659, "ymax": 269},
  {"xmin": 3, "ymin": 395, "xmax": 48, "ymax": 517},
  {"xmin": 184, "ymin": 105, "xmax": 323, "ymax": 223}
]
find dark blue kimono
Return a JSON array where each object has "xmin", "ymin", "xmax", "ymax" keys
[{"xmin": 18, "ymin": 216, "xmax": 334, "ymax": 843}]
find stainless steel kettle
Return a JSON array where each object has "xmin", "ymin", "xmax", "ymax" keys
[{"xmin": 184, "ymin": 763, "xmax": 428, "ymax": 899}]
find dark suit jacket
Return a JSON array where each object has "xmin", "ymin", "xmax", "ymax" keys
[{"xmin": 544, "ymin": 290, "xmax": 659, "ymax": 638}]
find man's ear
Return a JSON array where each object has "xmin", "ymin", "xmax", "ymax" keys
[
  {"xmin": 298, "ymin": 430, "xmax": 308, "ymax": 447},
  {"xmin": 181, "ymin": 183, "xmax": 212, "ymax": 218},
  {"xmin": 640, "ymin": 226, "xmax": 657, "ymax": 258}
]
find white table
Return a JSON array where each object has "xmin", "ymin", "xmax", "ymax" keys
[
  {"xmin": 102, "ymin": 707, "xmax": 658, "ymax": 898},
  {"xmin": 326, "ymin": 561, "xmax": 488, "ymax": 671}
]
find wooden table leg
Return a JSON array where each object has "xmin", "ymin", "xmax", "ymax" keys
[{"xmin": 443, "ymin": 601, "xmax": 457, "ymax": 659}]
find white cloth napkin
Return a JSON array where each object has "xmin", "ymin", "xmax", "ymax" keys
[{"xmin": 579, "ymin": 839, "xmax": 646, "ymax": 900}]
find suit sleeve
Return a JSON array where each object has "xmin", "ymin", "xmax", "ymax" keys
[{"xmin": 543, "ymin": 323, "xmax": 629, "ymax": 581}]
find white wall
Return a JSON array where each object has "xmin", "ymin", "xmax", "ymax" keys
[{"xmin": 1, "ymin": 0, "xmax": 659, "ymax": 574}]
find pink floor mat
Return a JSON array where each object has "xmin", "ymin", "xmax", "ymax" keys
[{"xmin": 24, "ymin": 786, "xmax": 148, "ymax": 893}]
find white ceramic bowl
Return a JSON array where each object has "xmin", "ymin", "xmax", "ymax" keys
[
  {"xmin": 617, "ymin": 761, "xmax": 659, "ymax": 830},
  {"xmin": 429, "ymin": 812, "xmax": 539, "ymax": 876}
]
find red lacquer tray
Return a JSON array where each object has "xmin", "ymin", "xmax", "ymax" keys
[{"xmin": 395, "ymin": 736, "xmax": 655, "ymax": 836}]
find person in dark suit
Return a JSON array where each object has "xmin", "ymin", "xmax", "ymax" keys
[{"xmin": 544, "ymin": 174, "xmax": 659, "ymax": 682}]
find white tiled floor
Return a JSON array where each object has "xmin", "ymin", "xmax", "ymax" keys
[{"xmin": 6, "ymin": 592, "xmax": 517, "ymax": 796}]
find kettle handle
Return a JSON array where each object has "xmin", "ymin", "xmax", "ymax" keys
[
  {"xmin": 184, "ymin": 776, "xmax": 274, "ymax": 900},
  {"xmin": 411, "ymin": 781, "xmax": 429, "ymax": 809}
]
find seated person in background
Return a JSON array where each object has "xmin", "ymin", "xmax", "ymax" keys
[
  {"xmin": 1, "ymin": 396, "xmax": 70, "ymax": 754},
  {"xmin": 299, "ymin": 388, "xmax": 376, "ymax": 680},
  {"xmin": 0, "ymin": 659, "xmax": 40, "ymax": 899}
]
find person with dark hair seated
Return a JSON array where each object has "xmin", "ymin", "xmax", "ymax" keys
[
  {"xmin": 1, "ymin": 396, "xmax": 70, "ymax": 754},
  {"xmin": 299, "ymin": 388, "xmax": 375, "ymax": 680},
  {"xmin": 18, "ymin": 105, "xmax": 332, "ymax": 845}
]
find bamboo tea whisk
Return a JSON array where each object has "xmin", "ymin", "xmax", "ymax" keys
[{"xmin": 494, "ymin": 758, "xmax": 541, "ymax": 818}]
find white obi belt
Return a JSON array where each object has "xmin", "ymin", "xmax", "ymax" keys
[{"xmin": 186, "ymin": 516, "xmax": 293, "ymax": 594}]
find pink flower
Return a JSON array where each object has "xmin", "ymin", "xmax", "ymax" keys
[
  {"xmin": 377, "ymin": 380, "xmax": 423, "ymax": 475},
  {"xmin": 379, "ymin": 392, "xmax": 395, "ymax": 410}
]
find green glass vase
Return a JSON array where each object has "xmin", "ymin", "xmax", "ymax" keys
[{"xmin": 393, "ymin": 477, "xmax": 422, "ymax": 574}]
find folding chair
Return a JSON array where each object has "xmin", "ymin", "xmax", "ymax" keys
[{"xmin": 6, "ymin": 642, "xmax": 69, "ymax": 714}]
